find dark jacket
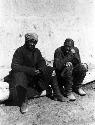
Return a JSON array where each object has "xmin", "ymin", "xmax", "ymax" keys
[
  {"xmin": 53, "ymin": 46, "xmax": 81, "ymax": 71},
  {"xmin": 11, "ymin": 45, "xmax": 46, "ymax": 76}
]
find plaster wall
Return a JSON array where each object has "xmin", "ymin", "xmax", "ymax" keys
[{"xmin": 0, "ymin": 0, "xmax": 95, "ymax": 67}]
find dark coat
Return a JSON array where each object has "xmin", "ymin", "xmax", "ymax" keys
[
  {"xmin": 53, "ymin": 46, "xmax": 81, "ymax": 72},
  {"xmin": 11, "ymin": 45, "xmax": 46, "ymax": 75},
  {"xmin": 5, "ymin": 45, "xmax": 53, "ymax": 89},
  {"xmin": 4, "ymin": 45, "xmax": 53, "ymax": 100}
]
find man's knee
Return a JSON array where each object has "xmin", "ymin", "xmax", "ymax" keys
[
  {"xmin": 14, "ymin": 72, "xmax": 26, "ymax": 77},
  {"xmin": 13, "ymin": 72, "xmax": 27, "ymax": 81},
  {"xmin": 13, "ymin": 72, "xmax": 28, "ymax": 88},
  {"xmin": 63, "ymin": 65, "xmax": 73, "ymax": 77},
  {"xmin": 73, "ymin": 64, "xmax": 87, "ymax": 83},
  {"xmin": 78, "ymin": 64, "xmax": 87, "ymax": 75},
  {"xmin": 75, "ymin": 64, "xmax": 87, "ymax": 72}
]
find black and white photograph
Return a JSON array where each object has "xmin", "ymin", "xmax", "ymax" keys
[{"xmin": 0, "ymin": 0, "xmax": 95, "ymax": 124}]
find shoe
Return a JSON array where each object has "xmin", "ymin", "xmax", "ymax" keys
[
  {"xmin": 40, "ymin": 90, "xmax": 46, "ymax": 96},
  {"xmin": 46, "ymin": 86, "xmax": 52, "ymax": 98},
  {"xmin": 67, "ymin": 93, "xmax": 76, "ymax": 101},
  {"xmin": 20, "ymin": 102, "xmax": 28, "ymax": 114},
  {"xmin": 54, "ymin": 94, "xmax": 66, "ymax": 102},
  {"xmin": 77, "ymin": 88, "xmax": 86, "ymax": 96}
]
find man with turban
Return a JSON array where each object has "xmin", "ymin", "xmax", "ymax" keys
[
  {"xmin": 6, "ymin": 33, "xmax": 65, "ymax": 114},
  {"xmin": 53, "ymin": 38, "xmax": 88, "ymax": 101}
]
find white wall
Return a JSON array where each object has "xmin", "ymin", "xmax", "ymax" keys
[{"xmin": 0, "ymin": 0, "xmax": 95, "ymax": 67}]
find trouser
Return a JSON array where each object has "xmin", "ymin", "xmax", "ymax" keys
[
  {"xmin": 11, "ymin": 66, "xmax": 53, "ymax": 106},
  {"xmin": 13, "ymin": 66, "xmax": 53, "ymax": 89},
  {"xmin": 56, "ymin": 64, "xmax": 87, "ymax": 95}
]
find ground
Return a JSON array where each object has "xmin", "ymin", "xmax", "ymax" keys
[{"xmin": 0, "ymin": 82, "xmax": 95, "ymax": 125}]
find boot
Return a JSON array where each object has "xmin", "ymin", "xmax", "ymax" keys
[
  {"xmin": 75, "ymin": 88, "xmax": 86, "ymax": 96},
  {"xmin": 46, "ymin": 85, "xmax": 52, "ymax": 98},
  {"xmin": 64, "ymin": 79, "xmax": 76, "ymax": 101},
  {"xmin": 67, "ymin": 93, "xmax": 76, "ymax": 101},
  {"xmin": 51, "ymin": 76, "xmax": 65, "ymax": 102},
  {"xmin": 16, "ymin": 86, "xmax": 28, "ymax": 114},
  {"xmin": 20, "ymin": 99, "xmax": 29, "ymax": 114}
]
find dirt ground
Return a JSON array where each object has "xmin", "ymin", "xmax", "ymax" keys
[{"xmin": 0, "ymin": 82, "xmax": 95, "ymax": 125}]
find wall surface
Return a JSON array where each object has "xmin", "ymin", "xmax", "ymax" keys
[{"xmin": 0, "ymin": 0, "xmax": 95, "ymax": 67}]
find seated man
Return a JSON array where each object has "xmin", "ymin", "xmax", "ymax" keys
[
  {"xmin": 6, "ymin": 33, "xmax": 65, "ymax": 114},
  {"xmin": 53, "ymin": 38, "xmax": 88, "ymax": 101}
]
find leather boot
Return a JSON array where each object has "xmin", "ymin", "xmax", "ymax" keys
[
  {"xmin": 46, "ymin": 85, "xmax": 52, "ymax": 98},
  {"xmin": 51, "ymin": 75, "xmax": 65, "ymax": 102},
  {"xmin": 67, "ymin": 93, "xmax": 76, "ymax": 101},
  {"xmin": 16, "ymin": 86, "xmax": 28, "ymax": 114},
  {"xmin": 74, "ymin": 88, "xmax": 86, "ymax": 96}
]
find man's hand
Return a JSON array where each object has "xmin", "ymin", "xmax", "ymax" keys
[
  {"xmin": 81, "ymin": 63, "xmax": 88, "ymax": 71},
  {"xmin": 71, "ymin": 48, "xmax": 75, "ymax": 54},
  {"xmin": 35, "ymin": 70, "xmax": 41, "ymax": 75},
  {"xmin": 61, "ymin": 62, "xmax": 72, "ymax": 77},
  {"xmin": 66, "ymin": 62, "xmax": 72, "ymax": 67},
  {"xmin": 52, "ymin": 70, "xmax": 56, "ymax": 76}
]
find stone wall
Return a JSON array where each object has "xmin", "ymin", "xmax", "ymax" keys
[{"xmin": 0, "ymin": 0, "xmax": 95, "ymax": 67}]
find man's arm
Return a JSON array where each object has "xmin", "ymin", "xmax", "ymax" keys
[
  {"xmin": 11, "ymin": 48, "xmax": 36, "ymax": 76},
  {"xmin": 36, "ymin": 49, "xmax": 47, "ymax": 73},
  {"xmin": 54, "ymin": 48, "xmax": 73, "ymax": 71},
  {"xmin": 71, "ymin": 47, "xmax": 81, "ymax": 65}
]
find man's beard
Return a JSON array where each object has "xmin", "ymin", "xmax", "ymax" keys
[
  {"xmin": 25, "ymin": 41, "xmax": 35, "ymax": 51},
  {"xmin": 63, "ymin": 48, "xmax": 71, "ymax": 56},
  {"xmin": 25, "ymin": 44, "xmax": 35, "ymax": 51},
  {"xmin": 27, "ymin": 45, "xmax": 35, "ymax": 51}
]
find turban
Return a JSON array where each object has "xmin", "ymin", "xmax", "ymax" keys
[{"xmin": 25, "ymin": 33, "xmax": 38, "ymax": 42}]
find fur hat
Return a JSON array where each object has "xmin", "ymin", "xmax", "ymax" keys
[
  {"xmin": 25, "ymin": 33, "xmax": 38, "ymax": 42},
  {"xmin": 64, "ymin": 38, "xmax": 74, "ymax": 47}
]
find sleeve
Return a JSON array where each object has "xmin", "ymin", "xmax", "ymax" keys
[
  {"xmin": 11, "ymin": 48, "xmax": 36, "ymax": 76},
  {"xmin": 72, "ymin": 47, "xmax": 81, "ymax": 65},
  {"xmin": 36, "ymin": 49, "xmax": 47, "ymax": 72},
  {"xmin": 54, "ymin": 49, "xmax": 73, "ymax": 71}
]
